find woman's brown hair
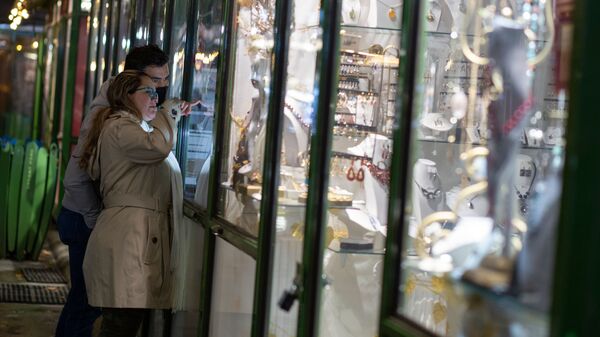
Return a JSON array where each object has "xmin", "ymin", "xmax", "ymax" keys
[{"xmin": 79, "ymin": 70, "xmax": 150, "ymax": 169}]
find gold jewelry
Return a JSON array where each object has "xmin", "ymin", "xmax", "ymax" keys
[
  {"xmin": 376, "ymin": 0, "xmax": 402, "ymax": 21},
  {"xmin": 427, "ymin": 9, "xmax": 435, "ymax": 22}
]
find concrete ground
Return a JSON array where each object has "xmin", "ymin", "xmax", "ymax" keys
[
  {"xmin": 0, "ymin": 229, "xmax": 77, "ymax": 337},
  {"xmin": 0, "ymin": 229, "xmax": 175, "ymax": 337}
]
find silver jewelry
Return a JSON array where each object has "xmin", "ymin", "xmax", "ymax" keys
[{"xmin": 414, "ymin": 180, "xmax": 441, "ymax": 200}]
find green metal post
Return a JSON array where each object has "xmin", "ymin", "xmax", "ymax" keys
[
  {"xmin": 551, "ymin": 0, "xmax": 600, "ymax": 336},
  {"xmin": 378, "ymin": 0, "xmax": 426, "ymax": 335},
  {"xmin": 51, "ymin": 20, "xmax": 66, "ymax": 144},
  {"xmin": 197, "ymin": 0, "xmax": 234, "ymax": 335},
  {"xmin": 32, "ymin": 37, "xmax": 45, "ymax": 141},
  {"xmin": 250, "ymin": 0, "xmax": 292, "ymax": 335},
  {"xmin": 59, "ymin": 0, "xmax": 83, "ymax": 205},
  {"xmin": 174, "ymin": 0, "xmax": 198, "ymax": 163},
  {"xmin": 296, "ymin": 1, "xmax": 341, "ymax": 337}
]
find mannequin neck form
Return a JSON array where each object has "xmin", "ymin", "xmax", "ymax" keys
[{"xmin": 413, "ymin": 159, "xmax": 440, "ymax": 190}]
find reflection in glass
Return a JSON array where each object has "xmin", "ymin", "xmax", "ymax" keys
[
  {"xmin": 167, "ymin": 0, "xmax": 189, "ymax": 101},
  {"xmin": 318, "ymin": 2, "xmax": 403, "ymax": 335},
  {"xmin": 216, "ymin": 0, "xmax": 275, "ymax": 237},
  {"xmin": 114, "ymin": 0, "xmax": 132, "ymax": 73},
  {"xmin": 183, "ymin": 1, "xmax": 223, "ymax": 203},
  {"xmin": 267, "ymin": 1, "xmax": 321, "ymax": 335},
  {"xmin": 42, "ymin": 28, "xmax": 56, "ymax": 144},
  {"xmin": 82, "ymin": 0, "xmax": 102, "ymax": 115},
  {"xmin": 151, "ymin": 0, "xmax": 169, "ymax": 47},
  {"xmin": 396, "ymin": 1, "xmax": 569, "ymax": 336},
  {"xmin": 94, "ymin": 0, "xmax": 110, "ymax": 87}
]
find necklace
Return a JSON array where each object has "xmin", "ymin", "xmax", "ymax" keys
[
  {"xmin": 414, "ymin": 180, "xmax": 441, "ymax": 200},
  {"xmin": 284, "ymin": 103, "xmax": 311, "ymax": 128},
  {"xmin": 376, "ymin": 0, "xmax": 402, "ymax": 21},
  {"xmin": 514, "ymin": 185, "xmax": 530, "ymax": 214}
]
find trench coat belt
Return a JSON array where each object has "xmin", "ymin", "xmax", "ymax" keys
[{"xmin": 103, "ymin": 193, "xmax": 170, "ymax": 213}]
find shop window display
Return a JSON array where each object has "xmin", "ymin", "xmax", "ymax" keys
[
  {"xmin": 396, "ymin": 0, "xmax": 569, "ymax": 336},
  {"xmin": 216, "ymin": 0, "xmax": 276, "ymax": 236},
  {"xmin": 317, "ymin": 1, "xmax": 404, "ymax": 336}
]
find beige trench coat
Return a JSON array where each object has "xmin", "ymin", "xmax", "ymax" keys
[{"xmin": 83, "ymin": 108, "xmax": 176, "ymax": 309}]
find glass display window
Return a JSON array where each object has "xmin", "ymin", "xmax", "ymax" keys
[
  {"xmin": 182, "ymin": 1, "xmax": 224, "ymax": 203},
  {"xmin": 264, "ymin": 1, "xmax": 322, "ymax": 336},
  {"xmin": 167, "ymin": 0, "xmax": 189, "ymax": 103},
  {"xmin": 315, "ymin": 1, "xmax": 404, "ymax": 336},
  {"xmin": 393, "ymin": 1, "xmax": 570, "ymax": 335},
  {"xmin": 215, "ymin": 0, "xmax": 277, "ymax": 237}
]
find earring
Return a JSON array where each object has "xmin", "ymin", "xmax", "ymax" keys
[
  {"xmin": 346, "ymin": 160, "xmax": 356, "ymax": 181},
  {"xmin": 427, "ymin": 10, "xmax": 435, "ymax": 22},
  {"xmin": 356, "ymin": 166, "xmax": 365, "ymax": 182}
]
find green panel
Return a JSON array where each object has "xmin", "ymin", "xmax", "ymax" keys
[
  {"xmin": 32, "ymin": 144, "xmax": 59, "ymax": 260},
  {"xmin": 26, "ymin": 147, "xmax": 49, "ymax": 254},
  {"xmin": 0, "ymin": 143, "xmax": 12, "ymax": 258},
  {"xmin": 16, "ymin": 142, "xmax": 39, "ymax": 260},
  {"xmin": 551, "ymin": 0, "xmax": 600, "ymax": 335},
  {"xmin": 7, "ymin": 144, "xmax": 24, "ymax": 254}
]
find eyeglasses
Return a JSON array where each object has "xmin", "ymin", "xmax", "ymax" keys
[{"xmin": 131, "ymin": 86, "xmax": 158, "ymax": 100}]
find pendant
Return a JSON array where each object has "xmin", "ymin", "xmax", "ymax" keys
[
  {"xmin": 388, "ymin": 8, "xmax": 397, "ymax": 21},
  {"xmin": 427, "ymin": 10, "xmax": 435, "ymax": 22},
  {"xmin": 350, "ymin": 8, "xmax": 357, "ymax": 20}
]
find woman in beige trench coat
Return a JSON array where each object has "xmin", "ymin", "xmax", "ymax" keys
[{"xmin": 79, "ymin": 70, "xmax": 180, "ymax": 336}]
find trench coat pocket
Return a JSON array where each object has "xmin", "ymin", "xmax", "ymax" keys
[{"xmin": 143, "ymin": 215, "xmax": 161, "ymax": 265}]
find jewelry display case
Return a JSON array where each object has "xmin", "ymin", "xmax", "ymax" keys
[
  {"xmin": 215, "ymin": 0, "xmax": 277, "ymax": 236},
  {"xmin": 379, "ymin": 0, "xmax": 574, "ymax": 336},
  {"xmin": 314, "ymin": 0, "xmax": 403, "ymax": 334}
]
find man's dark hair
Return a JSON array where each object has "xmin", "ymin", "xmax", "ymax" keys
[{"xmin": 124, "ymin": 44, "xmax": 169, "ymax": 71}]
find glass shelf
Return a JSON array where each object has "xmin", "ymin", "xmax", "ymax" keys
[
  {"xmin": 416, "ymin": 137, "xmax": 561, "ymax": 150},
  {"xmin": 327, "ymin": 240, "xmax": 386, "ymax": 256},
  {"xmin": 221, "ymin": 184, "xmax": 360, "ymax": 209},
  {"xmin": 340, "ymin": 24, "xmax": 402, "ymax": 32}
]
